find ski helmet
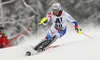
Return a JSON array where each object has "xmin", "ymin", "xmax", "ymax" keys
[
  {"xmin": 0, "ymin": 27, "xmax": 4, "ymax": 30},
  {"xmin": 0, "ymin": 27, "xmax": 4, "ymax": 32},
  {"xmin": 52, "ymin": 3, "xmax": 61, "ymax": 11}
]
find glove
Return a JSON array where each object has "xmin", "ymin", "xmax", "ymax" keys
[
  {"xmin": 75, "ymin": 27, "xmax": 82, "ymax": 34},
  {"xmin": 38, "ymin": 17, "xmax": 48, "ymax": 25},
  {"xmin": 43, "ymin": 20, "xmax": 47, "ymax": 25}
]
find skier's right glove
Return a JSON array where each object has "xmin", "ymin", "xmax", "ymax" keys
[
  {"xmin": 75, "ymin": 27, "xmax": 82, "ymax": 34},
  {"xmin": 38, "ymin": 17, "xmax": 48, "ymax": 25}
]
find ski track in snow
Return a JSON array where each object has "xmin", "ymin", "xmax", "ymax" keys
[{"xmin": 0, "ymin": 26, "xmax": 100, "ymax": 60}]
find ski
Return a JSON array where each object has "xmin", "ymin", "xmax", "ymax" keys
[{"xmin": 26, "ymin": 45, "xmax": 60, "ymax": 56}]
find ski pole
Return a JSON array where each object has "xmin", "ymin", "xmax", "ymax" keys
[
  {"xmin": 82, "ymin": 32, "xmax": 93, "ymax": 39},
  {"xmin": 77, "ymin": 29, "xmax": 93, "ymax": 39},
  {"xmin": 10, "ymin": 17, "xmax": 48, "ymax": 41}
]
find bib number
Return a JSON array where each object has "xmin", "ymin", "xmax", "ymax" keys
[{"xmin": 55, "ymin": 17, "xmax": 62, "ymax": 28}]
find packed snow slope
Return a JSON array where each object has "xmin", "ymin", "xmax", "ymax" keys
[{"xmin": 0, "ymin": 25, "xmax": 100, "ymax": 60}]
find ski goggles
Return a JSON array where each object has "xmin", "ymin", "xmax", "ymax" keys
[{"xmin": 53, "ymin": 9, "xmax": 59, "ymax": 12}]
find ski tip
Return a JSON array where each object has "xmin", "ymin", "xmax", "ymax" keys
[{"xmin": 26, "ymin": 51, "xmax": 31, "ymax": 56}]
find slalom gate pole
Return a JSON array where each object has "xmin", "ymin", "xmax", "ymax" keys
[
  {"xmin": 82, "ymin": 32, "xmax": 93, "ymax": 39},
  {"xmin": 10, "ymin": 24, "xmax": 40, "ymax": 41},
  {"xmin": 10, "ymin": 17, "xmax": 48, "ymax": 41}
]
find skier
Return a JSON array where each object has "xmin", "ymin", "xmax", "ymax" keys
[
  {"xmin": 26, "ymin": 2, "xmax": 82, "ymax": 56},
  {"xmin": 0, "ymin": 27, "xmax": 10, "ymax": 48}
]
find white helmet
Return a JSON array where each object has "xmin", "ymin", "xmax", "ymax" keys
[{"xmin": 52, "ymin": 3, "xmax": 61, "ymax": 11}]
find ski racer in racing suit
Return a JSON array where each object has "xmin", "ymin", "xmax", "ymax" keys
[
  {"xmin": 34, "ymin": 3, "xmax": 82, "ymax": 52},
  {"xmin": 26, "ymin": 3, "xmax": 82, "ymax": 56}
]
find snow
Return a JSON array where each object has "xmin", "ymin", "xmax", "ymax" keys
[{"xmin": 0, "ymin": 26, "xmax": 100, "ymax": 60}]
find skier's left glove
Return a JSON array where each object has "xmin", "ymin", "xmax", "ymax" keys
[{"xmin": 75, "ymin": 27, "xmax": 82, "ymax": 34}]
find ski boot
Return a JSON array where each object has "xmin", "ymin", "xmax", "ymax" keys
[{"xmin": 34, "ymin": 35, "xmax": 57, "ymax": 52}]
